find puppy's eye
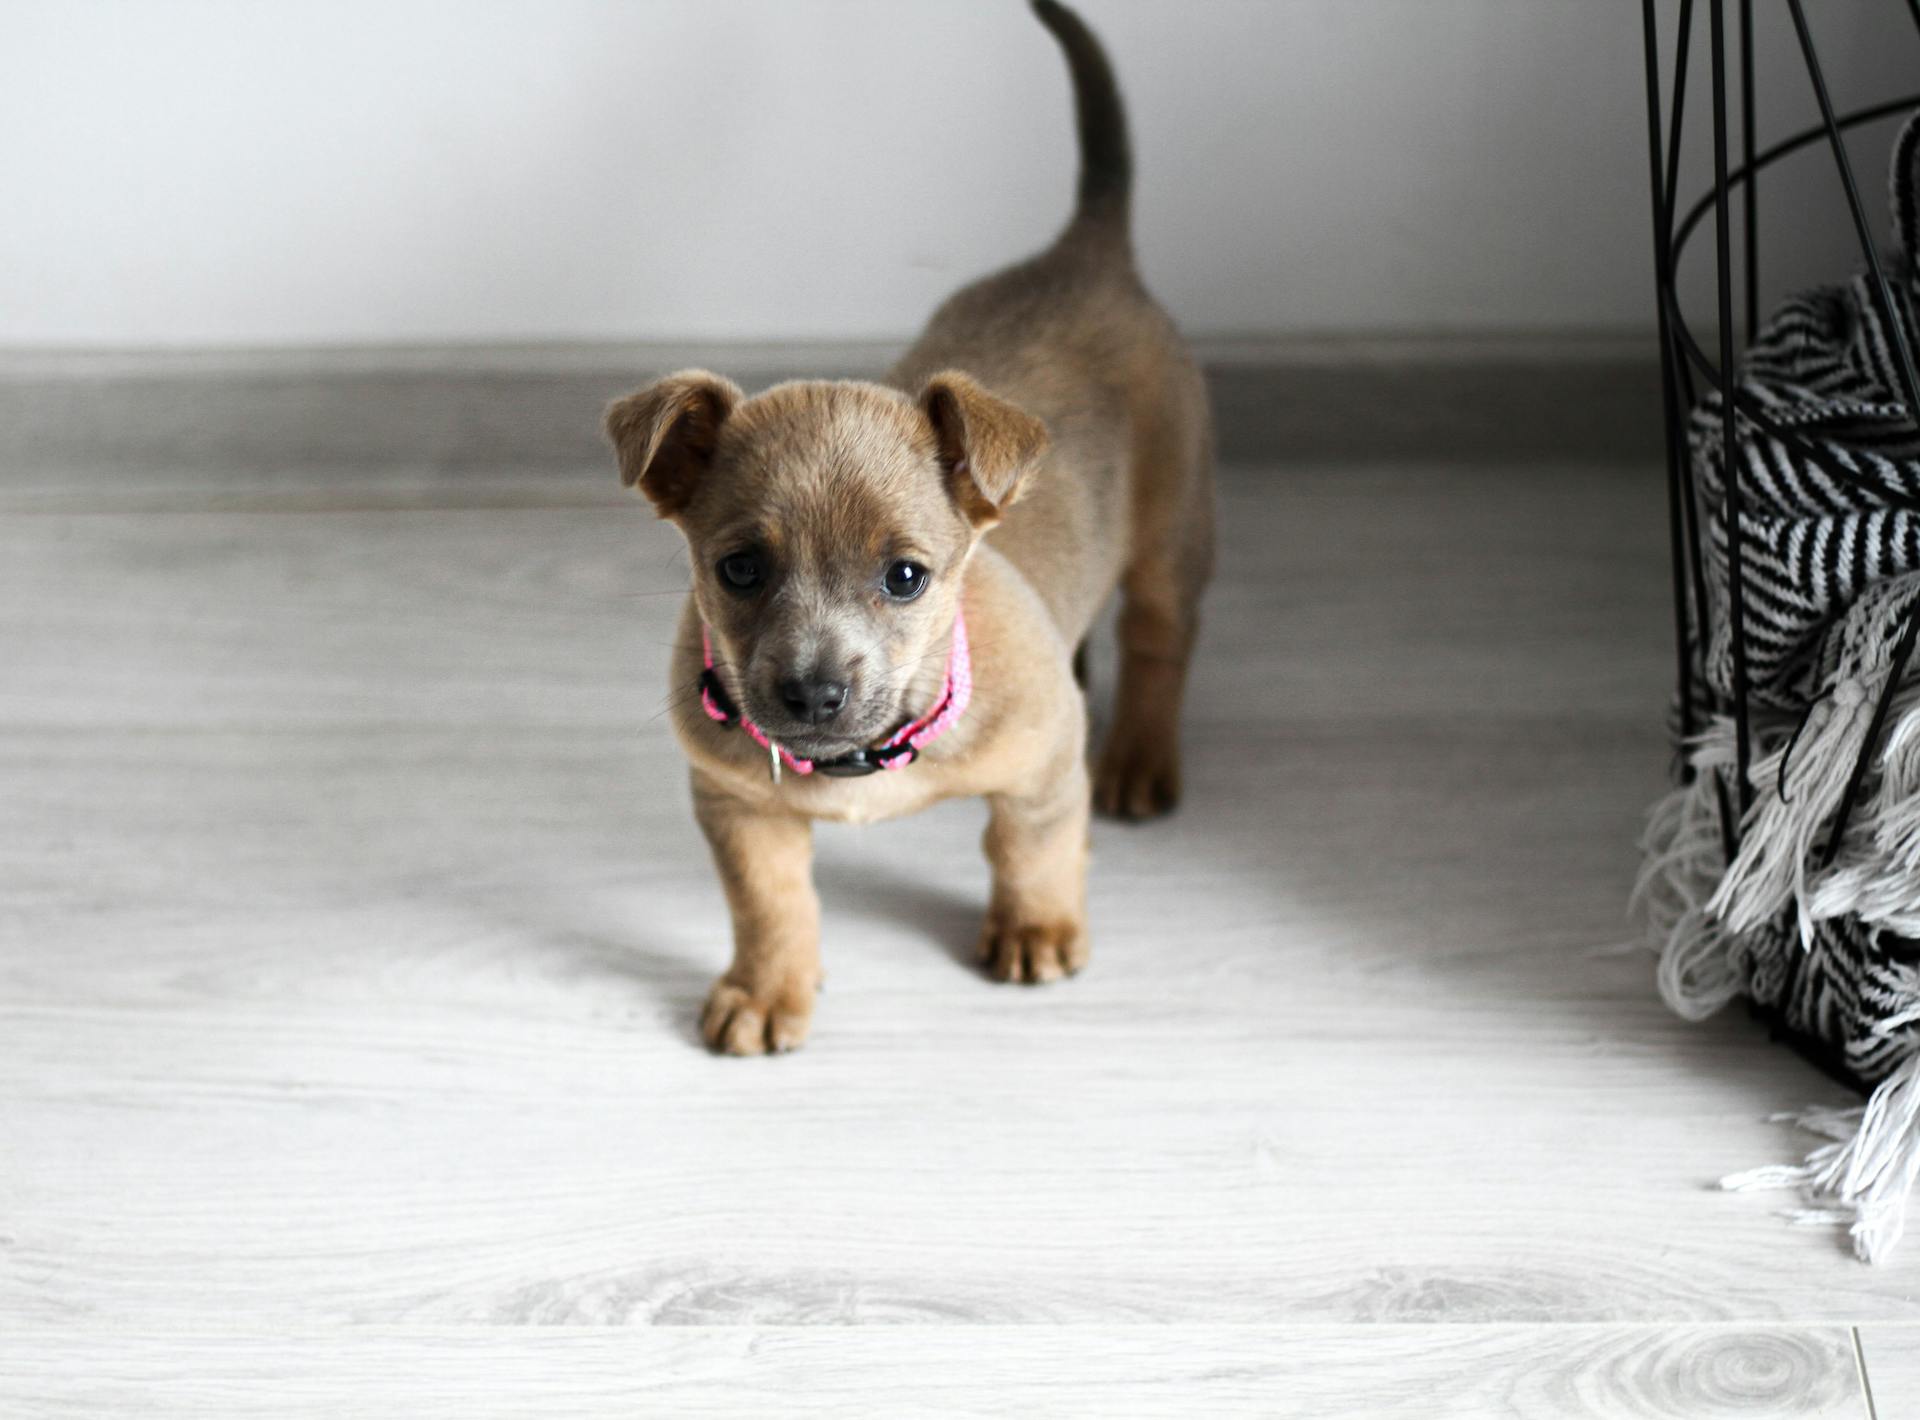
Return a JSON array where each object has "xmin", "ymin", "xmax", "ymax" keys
[
  {"xmin": 883, "ymin": 559, "xmax": 929, "ymax": 601},
  {"xmin": 717, "ymin": 551, "xmax": 764, "ymax": 592}
]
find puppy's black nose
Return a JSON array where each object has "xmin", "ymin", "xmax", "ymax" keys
[{"xmin": 780, "ymin": 677, "xmax": 850, "ymax": 725}]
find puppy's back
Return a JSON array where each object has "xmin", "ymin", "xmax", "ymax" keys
[{"xmin": 888, "ymin": 1, "xmax": 1204, "ymax": 643}]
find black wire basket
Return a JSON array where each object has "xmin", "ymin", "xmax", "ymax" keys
[{"xmin": 1641, "ymin": 0, "xmax": 1920, "ymax": 1093}]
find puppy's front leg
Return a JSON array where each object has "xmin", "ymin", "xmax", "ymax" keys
[
  {"xmin": 691, "ymin": 773, "xmax": 821, "ymax": 1055},
  {"xmin": 979, "ymin": 760, "xmax": 1092, "ymax": 984}
]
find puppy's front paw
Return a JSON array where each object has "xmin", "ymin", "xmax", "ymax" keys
[
  {"xmin": 700, "ymin": 974, "xmax": 816, "ymax": 1056},
  {"xmin": 978, "ymin": 915, "xmax": 1088, "ymax": 985},
  {"xmin": 1093, "ymin": 734, "xmax": 1181, "ymax": 821}
]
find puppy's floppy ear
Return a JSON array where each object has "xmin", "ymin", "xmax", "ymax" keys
[
  {"xmin": 919, "ymin": 370, "xmax": 1049, "ymax": 528},
  {"xmin": 604, "ymin": 370, "xmax": 744, "ymax": 518}
]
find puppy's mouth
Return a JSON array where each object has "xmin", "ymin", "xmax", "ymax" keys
[{"xmin": 739, "ymin": 703, "xmax": 895, "ymax": 761}]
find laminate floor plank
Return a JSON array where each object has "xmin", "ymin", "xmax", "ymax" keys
[{"xmin": 0, "ymin": 1325, "xmax": 1868, "ymax": 1419}]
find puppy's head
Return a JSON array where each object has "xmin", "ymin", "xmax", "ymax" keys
[{"xmin": 607, "ymin": 369, "xmax": 1047, "ymax": 758}]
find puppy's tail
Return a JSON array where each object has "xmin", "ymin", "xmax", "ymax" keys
[{"xmin": 1031, "ymin": 0, "xmax": 1131, "ymax": 234}]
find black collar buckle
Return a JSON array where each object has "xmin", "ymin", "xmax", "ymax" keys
[{"xmin": 813, "ymin": 743, "xmax": 917, "ymax": 777}]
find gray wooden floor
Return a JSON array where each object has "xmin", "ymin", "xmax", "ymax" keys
[{"xmin": 4, "ymin": 440, "xmax": 1917, "ymax": 1416}]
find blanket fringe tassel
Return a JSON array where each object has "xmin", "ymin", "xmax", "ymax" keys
[
  {"xmin": 1709, "ymin": 682, "xmax": 1869, "ymax": 945},
  {"xmin": 1721, "ymin": 1052, "xmax": 1920, "ymax": 1264},
  {"xmin": 1633, "ymin": 731, "xmax": 1742, "ymax": 1023}
]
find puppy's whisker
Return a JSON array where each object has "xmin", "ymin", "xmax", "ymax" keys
[
  {"xmin": 646, "ymin": 680, "xmax": 707, "ymax": 725},
  {"xmin": 650, "ymin": 683, "xmax": 700, "ymax": 713}
]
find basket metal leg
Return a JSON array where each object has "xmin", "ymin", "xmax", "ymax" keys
[
  {"xmin": 1740, "ymin": 0, "xmax": 1758, "ymax": 341},
  {"xmin": 1662, "ymin": 0, "xmax": 1695, "ymax": 268},
  {"xmin": 1643, "ymin": 0, "xmax": 1699, "ymax": 756},
  {"xmin": 1668, "ymin": 0, "xmax": 1717, "ymax": 775},
  {"xmin": 1711, "ymin": 0, "xmax": 1756, "ymax": 815},
  {"xmin": 1662, "ymin": 0, "xmax": 1718, "ymax": 748},
  {"xmin": 1665, "ymin": 0, "xmax": 1699, "ymax": 413}
]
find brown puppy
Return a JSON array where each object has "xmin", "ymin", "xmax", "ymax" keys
[{"xmin": 606, "ymin": 0, "xmax": 1213, "ymax": 1055}]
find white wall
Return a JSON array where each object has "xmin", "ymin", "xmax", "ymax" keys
[{"xmin": 3, "ymin": 0, "xmax": 1916, "ymax": 348}]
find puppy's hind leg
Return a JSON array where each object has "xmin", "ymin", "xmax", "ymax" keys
[{"xmin": 1095, "ymin": 420, "xmax": 1214, "ymax": 821}]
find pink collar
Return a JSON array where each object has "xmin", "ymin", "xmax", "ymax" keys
[{"xmin": 698, "ymin": 609, "xmax": 972, "ymax": 780}]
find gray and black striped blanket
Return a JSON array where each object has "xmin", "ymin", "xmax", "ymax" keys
[{"xmin": 1638, "ymin": 110, "xmax": 1920, "ymax": 1262}]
